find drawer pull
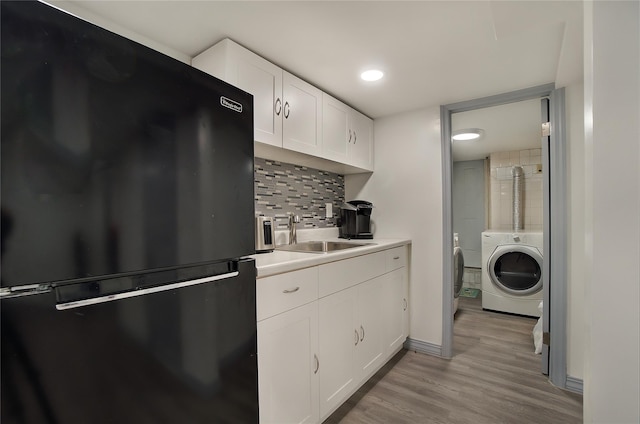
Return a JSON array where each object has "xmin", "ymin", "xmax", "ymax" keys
[
  {"xmin": 282, "ymin": 287, "xmax": 300, "ymax": 294},
  {"xmin": 393, "ymin": 256, "xmax": 400, "ymax": 260}
]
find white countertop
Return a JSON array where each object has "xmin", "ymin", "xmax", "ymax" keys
[{"xmin": 251, "ymin": 238, "xmax": 411, "ymax": 278}]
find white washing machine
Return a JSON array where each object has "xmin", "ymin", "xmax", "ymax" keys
[
  {"xmin": 453, "ymin": 233, "xmax": 464, "ymax": 314},
  {"xmin": 481, "ymin": 231, "xmax": 543, "ymax": 317}
]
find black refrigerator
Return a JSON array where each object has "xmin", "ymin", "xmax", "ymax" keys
[{"xmin": 1, "ymin": 2, "xmax": 258, "ymax": 423}]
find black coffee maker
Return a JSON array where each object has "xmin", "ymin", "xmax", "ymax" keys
[{"xmin": 338, "ymin": 200, "xmax": 373, "ymax": 239}]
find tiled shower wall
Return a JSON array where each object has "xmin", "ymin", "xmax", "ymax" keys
[
  {"xmin": 254, "ymin": 157, "xmax": 344, "ymax": 230},
  {"xmin": 489, "ymin": 149, "xmax": 544, "ymax": 231}
]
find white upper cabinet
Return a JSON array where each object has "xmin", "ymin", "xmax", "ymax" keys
[
  {"xmin": 348, "ymin": 108, "xmax": 374, "ymax": 170},
  {"xmin": 192, "ymin": 39, "xmax": 283, "ymax": 147},
  {"xmin": 193, "ymin": 38, "xmax": 373, "ymax": 173},
  {"xmin": 282, "ymin": 71, "xmax": 322, "ymax": 156},
  {"xmin": 322, "ymin": 93, "xmax": 374, "ymax": 171},
  {"xmin": 321, "ymin": 94, "xmax": 350, "ymax": 163},
  {"xmin": 192, "ymin": 39, "xmax": 321, "ymax": 157},
  {"xmin": 234, "ymin": 49, "xmax": 283, "ymax": 147}
]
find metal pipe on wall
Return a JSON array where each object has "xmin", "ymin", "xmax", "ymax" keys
[{"xmin": 512, "ymin": 165, "xmax": 524, "ymax": 232}]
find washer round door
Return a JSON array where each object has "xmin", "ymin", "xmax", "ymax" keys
[{"xmin": 487, "ymin": 245, "xmax": 543, "ymax": 296}]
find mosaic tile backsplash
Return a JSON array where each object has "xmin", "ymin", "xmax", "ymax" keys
[{"xmin": 254, "ymin": 158, "xmax": 345, "ymax": 230}]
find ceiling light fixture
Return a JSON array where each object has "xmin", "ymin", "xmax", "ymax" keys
[
  {"xmin": 360, "ymin": 69, "xmax": 384, "ymax": 81},
  {"xmin": 452, "ymin": 128, "xmax": 483, "ymax": 141}
]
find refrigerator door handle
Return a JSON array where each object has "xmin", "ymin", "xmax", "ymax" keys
[
  {"xmin": 55, "ymin": 271, "xmax": 239, "ymax": 310},
  {"xmin": 0, "ymin": 284, "xmax": 52, "ymax": 299}
]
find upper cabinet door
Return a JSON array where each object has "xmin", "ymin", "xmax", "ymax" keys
[
  {"xmin": 194, "ymin": 39, "xmax": 374, "ymax": 173},
  {"xmin": 234, "ymin": 48, "xmax": 283, "ymax": 147},
  {"xmin": 191, "ymin": 39, "xmax": 283, "ymax": 147},
  {"xmin": 348, "ymin": 109, "xmax": 374, "ymax": 171},
  {"xmin": 282, "ymin": 71, "xmax": 322, "ymax": 157},
  {"xmin": 322, "ymin": 93, "xmax": 349, "ymax": 163}
]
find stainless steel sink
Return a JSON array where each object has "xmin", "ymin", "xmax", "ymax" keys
[{"xmin": 276, "ymin": 240, "xmax": 375, "ymax": 254}]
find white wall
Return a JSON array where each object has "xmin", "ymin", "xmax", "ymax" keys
[
  {"xmin": 348, "ymin": 77, "xmax": 590, "ymax": 380},
  {"xmin": 48, "ymin": 1, "xmax": 191, "ymax": 64},
  {"xmin": 346, "ymin": 107, "xmax": 444, "ymax": 347},
  {"xmin": 583, "ymin": 1, "xmax": 640, "ymax": 423}
]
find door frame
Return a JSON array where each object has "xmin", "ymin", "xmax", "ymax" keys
[{"xmin": 440, "ymin": 83, "xmax": 569, "ymax": 389}]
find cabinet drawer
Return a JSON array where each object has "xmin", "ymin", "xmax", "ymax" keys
[
  {"xmin": 257, "ymin": 267, "xmax": 319, "ymax": 321},
  {"xmin": 319, "ymin": 251, "xmax": 386, "ymax": 298},
  {"xmin": 385, "ymin": 246, "xmax": 407, "ymax": 272}
]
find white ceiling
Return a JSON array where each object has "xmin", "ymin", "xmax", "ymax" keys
[
  {"xmin": 451, "ymin": 97, "xmax": 543, "ymax": 162},
  {"xmin": 50, "ymin": 1, "xmax": 583, "ymax": 119},
  {"xmin": 49, "ymin": 1, "xmax": 582, "ymax": 161}
]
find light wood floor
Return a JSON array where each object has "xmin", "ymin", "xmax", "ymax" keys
[{"xmin": 325, "ymin": 295, "xmax": 583, "ymax": 424}]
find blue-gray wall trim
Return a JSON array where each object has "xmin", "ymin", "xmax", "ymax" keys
[
  {"xmin": 440, "ymin": 105, "xmax": 454, "ymax": 359},
  {"xmin": 404, "ymin": 338, "xmax": 443, "ymax": 357},
  {"xmin": 566, "ymin": 376, "xmax": 584, "ymax": 395},
  {"xmin": 548, "ymin": 88, "xmax": 568, "ymax": 388}
]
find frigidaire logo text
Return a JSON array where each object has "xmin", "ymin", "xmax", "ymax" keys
[{"xmin": 220, "ymin": 96, "xmax": 243, "ymax": 113}]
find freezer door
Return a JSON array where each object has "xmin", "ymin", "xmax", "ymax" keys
[{"xmin": 1, "ymin": 1, "xmax": 255, "ymax": 288}]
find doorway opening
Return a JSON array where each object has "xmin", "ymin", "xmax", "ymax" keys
[{"xmin": 440, "ymin": 84, "xmax": 569, "ymax": 389}]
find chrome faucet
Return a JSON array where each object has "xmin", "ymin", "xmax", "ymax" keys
[{"xmin": 288, "ymin": 213, "xmax": 300, "ymax": 244}]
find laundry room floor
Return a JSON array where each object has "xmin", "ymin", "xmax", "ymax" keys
[{"xmin": 325, "ymin": 295, "xmax": 583, "ymax": 424}]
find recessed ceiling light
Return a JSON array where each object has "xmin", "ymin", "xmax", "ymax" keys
[
  {"xmin": 360, "ymin": 69, "xmax": 384, "ymax": 81},
  {"xmin": 452, "ymin": 128, "xmax": 483, "ymax": 141}
]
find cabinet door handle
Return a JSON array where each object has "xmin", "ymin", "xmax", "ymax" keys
[
  {"xmin": 403, "ymin": 298, "xmax": 408, "ymax": 311},
  {"xmin": 360, "ymin": 325, "xmax": 365, "ymax": 342},
  {"xmin": 274, "ymin": 98, "xmax": 282, "ymax": 115},
  {"xmin": 314, "ymin": 354, "xmax": 319, "ymax": 374},
  {"xmin": 354, "ymin": 329, "xmax": 359, "ymax": 346},
  {"xmin": 348, "ymin": 129, "xmax": 352, "ymax": 143},
  {"xmin": 282, "ymin": 287, "xmax": 300, "ymax": 294},
  {"xmin": 353, "ymin": 131, "xmax": 357, "ymax": 144},
  {"xmin": 284, "ymin": 101, "xmax": 290, "ymax": 119}
]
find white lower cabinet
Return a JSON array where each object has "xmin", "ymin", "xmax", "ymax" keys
[
  {"xmin": 382, "ymin": 268, "xmax": 409, "ymax": 355},
  {"xmin": 318, "ymin": 273, "xmax": 399, "ymax": 420},
  {"xmin": 257, "ymin": 245, "xmax": 409, "ymax": 424},
  {"xmin": 258, "ymin": 301, "xmax": 320, "ymax": 424},
  {"xmin": 257, "ymin": 267, "xmax": 320, "ymax": 424},
  {"xmin": 354, "ymin": 276, "xmax": 385, "ymax": 380},
  {"xmin": 318, "ymin": 286, "xmax": 358, "ymax": 418}
]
